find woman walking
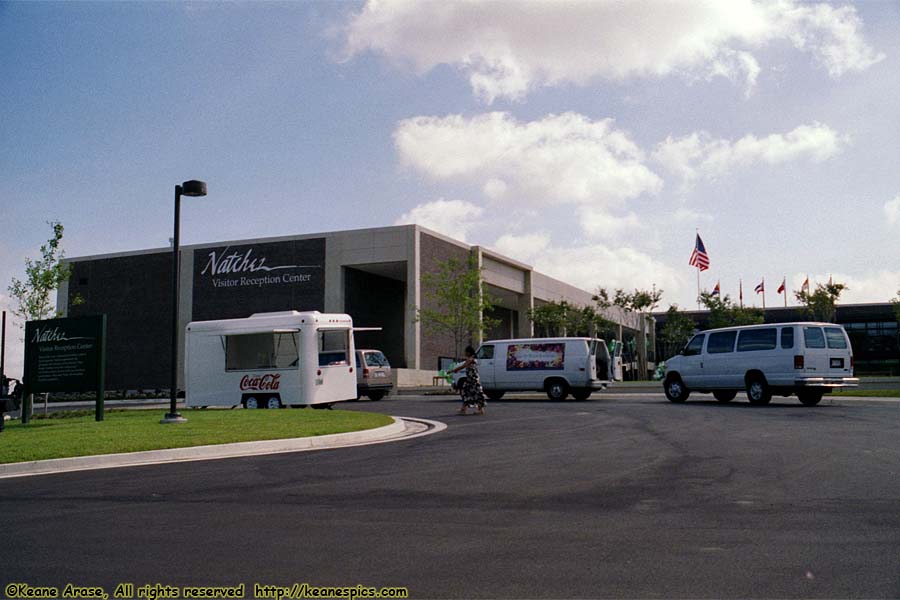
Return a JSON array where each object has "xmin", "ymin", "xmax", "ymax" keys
[{"xmin": 450, "ymin": 345, "xmax": 486, "ymax": 415}]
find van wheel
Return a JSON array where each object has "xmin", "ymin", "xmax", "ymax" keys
[
  {"xmin": 664, "ymin": 376, "xmax": 689, "ymax": 403},
  {"xmin": 572, "ymin": 389, "xmax": 591, "ymax": 401},
  {"xmin": 546, "ymin": 380, "xmax": 569, "ymax": 401},
  {"xmin": 798, "ymin": 390, "xmax": 823, "ymax": 406},
  {"xmin": 486, "ymin": 390, "xmax": 505, "ymax": 401},
  {"xmin": 713, "ymin": 390, "xmax": 737, "ymax": 403},
  {"xmin": 264, "ymin": 396, "xmax": 282, "ymax": 409},
  {"xmin": 367, "ymin": 391, "xmax": 386, "ymax": 401},
  {"xmin": 746, "ymin": 376, "xmax": 772, "ymax": 405},
  {"xmin": 243, "ymin": 396, "xmax": 261, "ymax": 409}
]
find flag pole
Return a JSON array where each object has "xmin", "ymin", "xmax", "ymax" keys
[
  {"xmin": 696, "ymin": 265, "xmax": 701, "ymax": 310},
  {"xmin": 762, "ymin": 277, "xmax": 766, "ymax": 310},
  {"xmin": 783, "ymin": 276, "xmax": 787, "ymax": 308},
  {"xmin": 739, "ymin": 279, "xmax": 743, "ymax": 308}
]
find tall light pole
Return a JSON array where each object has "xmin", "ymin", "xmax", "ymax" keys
[{"xmin": 162, "ymin": 180, "xmax": 207, "ymax": 424}]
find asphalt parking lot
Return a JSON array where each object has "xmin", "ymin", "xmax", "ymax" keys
[{"xmin": 1, "ymin": 391, "xmax": 899, "ymax": 599}]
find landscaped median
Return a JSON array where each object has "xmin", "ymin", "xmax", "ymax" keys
[{"xmin": 0, "ymin": 409, "xmax": 395, "ymax": 465}]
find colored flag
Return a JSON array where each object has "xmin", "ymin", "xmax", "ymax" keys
[
  {"xmin": 689, "ymin": 234, "xmax": 709, "ymax": 271},
  {"xmin": 777, "ymin": 278, "xmax": 786, "ymax": 294},
  {"xmin": 711, "ymin": 281, "xmax": 720, "ymax": 296},
  {"xmin": 801, "ymin": 277, "xmax": 810, "ymax": 293},
  {"xmin": 755, "ymin": 280, "xmax": 765, "ymax": 294}
]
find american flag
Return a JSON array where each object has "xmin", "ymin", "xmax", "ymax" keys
[{"xmin": 689, "ymin": 234, "xmax": 709, "ymax": 271}]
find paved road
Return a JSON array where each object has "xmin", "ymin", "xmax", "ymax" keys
[{"xmin": 2, "ymin": 392, "xmax": 899, "ymax": 599}]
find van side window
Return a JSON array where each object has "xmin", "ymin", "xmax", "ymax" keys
[
  {"xmin": 683, "ymin": 334, "xmax": 705, "ymax": 356},
  {"xmin": 476, "ymin": 345, "xmax": 494, "ymax": 360},
  {"xmin": 737, "ymin": 328, "xmax": 777, "ymax": 352},
  {"xmin": 825, "ymin": 327, "xmax": 848, "ymax": 349},
  {"xmin": 707, "ymin": 331, "xmax": 737, "ymax": 353},
  {"xmin": 781, "ymin": 327, "xmax": 794, "ymax": 349},
  {"xmin": 804, "ymin": 326, "xmax": 826, "ymax": 349}
]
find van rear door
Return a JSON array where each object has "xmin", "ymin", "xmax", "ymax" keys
[
  {"xmin": 590, "ymin": 339, "xmax": 612, "ymax": 381},
  {"xmin": 801, "ymin": 325, "xmax": 829, "ymax": 375},
  {"xmin": 823, "ymin": 326, "xmax": 853, "ymax": 378}
]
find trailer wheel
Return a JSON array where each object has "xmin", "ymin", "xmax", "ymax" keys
[
  {"xmin": 264, "ymin": 396, "xmax": 282, "ymax": 409},
  {"xmin": 243, "ymin": 396, "xmax": 261, "ymax": 409}
]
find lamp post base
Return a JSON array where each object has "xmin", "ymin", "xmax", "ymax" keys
[{"xmin": 161, "ymin": 412, "xmax": 188, "ymax": 424}]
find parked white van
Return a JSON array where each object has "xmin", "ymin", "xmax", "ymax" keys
[
  {"xmin": 663, "ymin": 322, "xmax": 858, "ymax": 406},
  {"xmin": 453, "ymin": 337, "xmax": 618, "ymax": 401},
  {"xmin": 185, "ymin": 311, "xmax": 357, "ymax": 409}
]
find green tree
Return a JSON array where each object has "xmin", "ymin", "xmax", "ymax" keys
[
  {"xmin": 794, "ymin": 281, "xmax": 847, "ymax": 322},
  {"xmin": 417, "ymin": 254, "xmax": 497, "ymax": 359},
  {"xmin": 8, "ymin": 221, "xmax": 75, "ymax": 323},
  {"xmin": 659, "ymin": 305, "xmax": 695, "ymax": 358},
  {"xmin": 528, "ymin": 300, "xmax": 611, "ymax": 337},
  {"xmin": 699, "ymin": 292, "xmax": 764, "ymax": 328},
  {"xmin": 891, "ymin": 289, "xmax": 900, "ymax": 324},
  {"xmin": 595, "ymin": 287, "xmax": 663, "ymax": 379}
]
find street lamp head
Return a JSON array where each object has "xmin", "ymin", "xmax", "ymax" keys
[{"xmin": 180, "ymin": 180, "xmax": 207, "ymax": 197}]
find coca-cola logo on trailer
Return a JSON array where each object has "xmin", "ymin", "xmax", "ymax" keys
[{"xmin": 240, "ymin": 374, "xmax": 281, "ymax": 391}]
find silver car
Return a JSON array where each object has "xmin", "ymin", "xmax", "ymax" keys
[{"xmin": 355, "ymin": 349, "xmax": 393, "ymax": 401}]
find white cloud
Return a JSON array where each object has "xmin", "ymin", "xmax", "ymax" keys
[
  {"xmin": 490, "ymin": 233, "xmax": 551, "ymax": 264},
  {"xmin": 394, "ymin": 198, "xmax": 484, "ymax": 242},
  {"xmin": 884, "ymin": 195, "xmax": 900, "ymax": 227},
  {"xmin": 580, "ymin": 209, "xmax": 644, "ymax": 240},
  {"xmin": 805, "ymin": 271, "xmax": 900, "ymax": 304},
  {"xmin": 394, "ymin": 112, "xmax": 663, "ymax": 211},
  {"xmin": 341, "ymin": 0, "xmax": 883, "ymax": 102},
  {"xmin": 528, "ymin": 243, "xmax": 684, "ymax": 302},
  {"xmin": 653, "ymin": 122, "xmax": 845, "ymax": 186}
]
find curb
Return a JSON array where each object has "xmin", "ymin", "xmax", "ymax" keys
[{"xmin": 0, "ymin": 416, "xmax": 446, "ymax": 480}]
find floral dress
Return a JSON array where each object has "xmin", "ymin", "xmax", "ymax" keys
[{"xmin": 460, "ymin": 359, "xmax": 486, "ymax": 409}]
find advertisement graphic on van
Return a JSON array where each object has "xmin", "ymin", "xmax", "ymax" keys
[{"xmin": 506, "ymin": 343, "xmax": 565, "ymax": 370}]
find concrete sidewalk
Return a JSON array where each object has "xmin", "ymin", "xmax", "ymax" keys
[{"xmin": 0, "ymin": 416, "xmax": 446, "ymax": 480}]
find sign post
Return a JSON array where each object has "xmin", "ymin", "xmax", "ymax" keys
[{"xmin": 23, "ymin": 315, "xmax": 107, "ymax": 423}]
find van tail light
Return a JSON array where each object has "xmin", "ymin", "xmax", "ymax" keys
[
  {"xmin": 363, "ymin": 368, "xmax": 369, "ymax": 378},
  {"xmin": 794, "ymin": 355, "xmax": 804, "ymax": 370}
]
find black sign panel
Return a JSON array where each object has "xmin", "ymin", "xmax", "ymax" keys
[
  {"xmin": 192, "ymin": 238, "xmax": 326, "ymax": 321},
  {"xmin": 24, "ymin": 315, "xmax": 106, "ymax": 393}
]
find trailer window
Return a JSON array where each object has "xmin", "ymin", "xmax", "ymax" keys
[
  {"xmin": 318, "ymin": 329, "xmax": 349, "ymax": 366},
  {"xmin": 226, "ymin": 332, "xmax": 299, "ymax": 371}
]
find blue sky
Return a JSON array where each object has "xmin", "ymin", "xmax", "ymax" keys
[{"xmin": 2, "ymin": 1, "xmax": 899, "ymax": 375}]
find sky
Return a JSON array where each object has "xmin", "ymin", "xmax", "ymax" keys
[{"xmin": 1, "ymin": 0, "xmax": 899, "ymax": 378}]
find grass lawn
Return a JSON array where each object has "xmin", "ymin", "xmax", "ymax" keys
[
  {"xmin": 0, "ymin": 408, "xmax": 394, "ymax": 464},
  {"xmin": 830, "ymin": 389, "xmax": 900, "ymax": 398}
]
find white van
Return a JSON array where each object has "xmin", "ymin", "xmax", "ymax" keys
[
  {"xmin": 662, "ymin": 322, "xmax": 858, "ymax": 406},
  {"xmin": 185, "ymin": 311, "xmax": 356, "ymax": 409},
  {"xmin": 453, "ymin": 337, "xmax": 617, "ymax": 401}
]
